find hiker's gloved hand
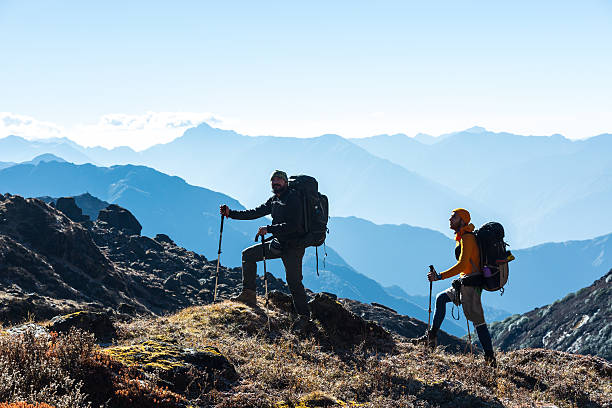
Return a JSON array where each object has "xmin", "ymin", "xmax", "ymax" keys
[
  {"xmin": 220, "ymin": 205, "xmax": 230, "ymax": 217},
  {"xmin": 255, "ymin": 226, "xmax": 268, "ymax": 240},
  {"xmin": 428, "ymin": 267, "xmax": 441, "ymax": 282}
]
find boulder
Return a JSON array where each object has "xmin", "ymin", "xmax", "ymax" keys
[
  {"xmin": 309, "ymin": 293, "xmax": 391, "ymax": 344},
  {"xmin": 155, "ymin": 233, "xmax": 175, "ymax": 245},
  {"xmin": 97, "ymin": 204, "xmax": 142, "ymax": 235},
  {"xmin": 163, "ymin": 274, "xmax": 182, "ymax": 291},
  {"xmin": 268, "ymin": 290, "xmax": 294, "ymax": 314},
  {"xmin": 176, "ymin": 271, "xmax": 200, "ymax": 288},
  {"xmin": 104, "ymin": 338, "xmax": 238, "ymax": 394},
  {"xmin": 4, "ymin": 323, "xmax": 50, "ymax": 339},
  {"xmin": 55, "ymin": 197, "xmax": 90, "ymax": 223},
  {"xmin": 48, "ymin": 311, "xmax": 117, "ymax": 343}
]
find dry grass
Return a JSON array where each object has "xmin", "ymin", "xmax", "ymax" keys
[
  {"xmin": 1, "ymin": 299, "xmax": 609, "ymax": 407},
  {"xmin": 113, "ymin": 299, "xmax": 612, "ymax": 408}
]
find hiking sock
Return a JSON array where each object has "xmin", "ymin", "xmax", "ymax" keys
[
  {"xmin": 475, "ymin": 323, "xmax": 494, "ymax": 353},
  {"xmin": 432, "ymin": 292, "xmax": 452, "ymax": 332}
]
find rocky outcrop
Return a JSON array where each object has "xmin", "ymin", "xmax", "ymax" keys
[
  {"xmin": 38, "ymin": 193, "xmax": 109, "ymax": 223},
  {"xmin": 104, "ymin": 338, "xmax": 237, "ymax": 394},
  {"xmin": 97, "ymin": 204, "xmax": 142, "ymax": 235},
  {"xmin": 344, "ymin": 298, "xmax": 466, "ymax": 352},
  {"xmin": 55, "ymin": 197, "xmax": 90, "ymax": 223},
  {"xmin": 309, "ymin": 292, "xmax": 391, "ymax": 345},
  {"xmin": 489, "ymin": 270, "xmax": 612, "ymax": 360},
  {"xmin": 269, "ymin": 290, "xmax": 468, "ymax": 351},
  {"xmin": 48, "ymin": 311, "xmax": 117, "ymax": 343},
  {"xmin": 0, "ymin": 195, "xmax": 135, "ymax": 323},
  {"xmin": 0, "ymin": 194, "xmax": 289, "ymax": 322}
]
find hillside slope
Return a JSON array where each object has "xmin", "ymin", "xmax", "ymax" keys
[
  {"xmin": 1, "ymin": 299, "xmax": 610, "ymax": 407},
  {"xmin": 489, "ymin": 270, "xmax": 612, "ymax": 361}
]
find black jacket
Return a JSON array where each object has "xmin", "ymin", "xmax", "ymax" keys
[{"xmin": 229, "ymin": 189, "xmax": 305, "ymax": 244}]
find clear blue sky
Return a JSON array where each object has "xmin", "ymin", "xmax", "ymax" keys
[{"xmin": 1, "ymin": 0, "xmax": 611, "ymax": 147}]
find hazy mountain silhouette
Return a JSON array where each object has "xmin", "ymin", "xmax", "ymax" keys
[
  {"xmin": 326, "ymin": 216, "xmax": 453, "ymax": 295},
  {"xmin": 23, "ymin": 153, "xmax": 67, "ymax": 165},
  {"xmin": 3, "ymin": 126, "xmax": 610, "ymax": 247},
  {"xmin": 120, "ymin": 123, "xmax": 489, "ymax": 235},
  {"xmin": 0, "ymin": 126, "xmax": 490, "ymax": 236},
  {"xmin": 351, "ymin": 128, "xmax": 612, "ymax": 246},
  {"xmin": 0, "ymin": 135, "xmax": 94, "ymax": 164}
]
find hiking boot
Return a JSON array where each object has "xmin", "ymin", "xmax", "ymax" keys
[
  {"xmin": 410, "ymin": 329, "xmax": 437, "ymax": 350},
  {"xmin": 291, "ymin": 315, "xmax": 313, "ymax": 334},
  {"xmin": 484, "ymin": 350, "xmax": 497, "ymax": 368},
  {"xmin": 231, "ymin": 289, "xmax": 257, "ymax": 307}
]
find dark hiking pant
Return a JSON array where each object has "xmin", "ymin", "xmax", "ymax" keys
[{"xmin": 241, "ymin": 241, "xmax": 309, "ymax": 317}]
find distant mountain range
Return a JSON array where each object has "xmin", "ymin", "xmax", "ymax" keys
[
  {"xmin": 0, "ymin": 127, "xmax": 488, "ymax": 240},
  {"xmin": 2, "ymin": 125, "xmax": 611, "ymax": 247},
  {"xmin": 3, "ymin": 126, "xmax": 611, "ymax": 247},
  {"xmin": 351, "ymin": 127, "xmax": 612, "ymax": 247},
  {"xmin": 489, "ymin": 270, "xmax": 611, "ymax": 361},
  {"xmin": 2, "ymin": 159, "xmax": 610, "ymax": 319}
]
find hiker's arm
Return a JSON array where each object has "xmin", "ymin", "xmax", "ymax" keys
[
  {"xmin": 266, "ymin": 193, "xmax": 302, "ymax": 235},
  {"xmin": 229, "ymin": 199, "xmax": 271, "ymax": 220},
  {"xmin": 440, "ymin": 235, "xmax": 476, "ymax": 280}
]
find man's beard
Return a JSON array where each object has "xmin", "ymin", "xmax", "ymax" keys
[{"xmin": 272, "ymin": 184, "xmax": 286, "ymax": 194}]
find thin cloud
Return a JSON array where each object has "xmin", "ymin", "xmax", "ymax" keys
[
  {"xmin": 0, "ymin": 112, "xmax": 65, "ymax": 138},
  {"xmin": 0, "ymin": 111, "xmax": 227, "ymax": 150}
]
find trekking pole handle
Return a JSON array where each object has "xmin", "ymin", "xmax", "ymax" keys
[
  {"xmin": 261, "ymin": 234, "xmax": 266, "ymax": 260},
  {"xmin": 217, "ymin": 215, "xmax": 224, "ymax": 255}
]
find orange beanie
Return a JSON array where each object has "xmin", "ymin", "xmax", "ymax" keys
[{"xmin": 453, "ymin": 208, "xmax": 471, "ymax": 225}]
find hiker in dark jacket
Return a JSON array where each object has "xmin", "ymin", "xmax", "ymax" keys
[
  {"xmin": 220, "ymin": 170, "xmax": 311, "ymax": 330},
  {"xmin": 413, "ymin": 208, "xmax": 497, "ymax": 366}
]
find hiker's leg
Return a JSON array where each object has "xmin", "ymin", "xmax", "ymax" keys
[
  {"xmin": 282, "ymin": 247, "xmax": 309, "ymax": 317},
  {"xmin": 432, "ymin": 291, "xmax": 452, "ymax": 332},
  {"xmin": 475, "ymin": 323, "xmax": 494, "ymax": 353},
  {"xmin": 241, "ymin": 243, "xmax": 264, "ymax": 291},
  {"xmin": 461, "ymin": 286, "xmax": 486, "ymax": 328}
]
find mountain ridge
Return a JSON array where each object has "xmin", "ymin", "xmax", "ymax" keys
[{"xmin": 489, "ymin": 269, "xmax": 612, "ymax": 361}]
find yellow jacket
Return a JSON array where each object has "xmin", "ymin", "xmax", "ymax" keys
[{"xmin": 440, "ymin": 226, "xmax": 481, "ymax": 280}]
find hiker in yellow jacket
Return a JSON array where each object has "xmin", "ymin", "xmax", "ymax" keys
[{"xmin": 413, "ymin": 208, "xmax": 496, "ymax": 366}]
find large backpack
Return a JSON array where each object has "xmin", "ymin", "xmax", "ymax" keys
[
  {"xmin": 473, "ymin": 222, "xmax": 513, "ymax": 293},
  {"xmin": 288, "ymin": 175, "xmax": 329, "ymax": 274}
]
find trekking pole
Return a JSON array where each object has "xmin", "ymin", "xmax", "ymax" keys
[
  {"xmin": 465, "ymin": 318, "xmax": 473, "ymax": 354},
  {"xmin": 261, "ymin": 234, "xmax": 271, "ymax": 331},
  {"xmin": 213, "ymin": 214, "xmax": 225, "ymax": 303},
  {"xmin": 427, "ymin": 265, "xmax": 435, "ymax": 332}
]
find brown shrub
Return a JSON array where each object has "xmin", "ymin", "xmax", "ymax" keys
[
  {"xmin": 0, "ymin": 403, "xmax": 57, "ymax": 408},
  {"xmin": 0, "ymin": 327, "xmax": 185, "ymax": 408}
]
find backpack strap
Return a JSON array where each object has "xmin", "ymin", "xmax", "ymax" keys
[
  {"xmin": 469, "ymin": 258, "xmax": 479, "ymax": 275},
  {"xmin": 315, "ymin": 246, "xmax": 319, "ymax": 276}
]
